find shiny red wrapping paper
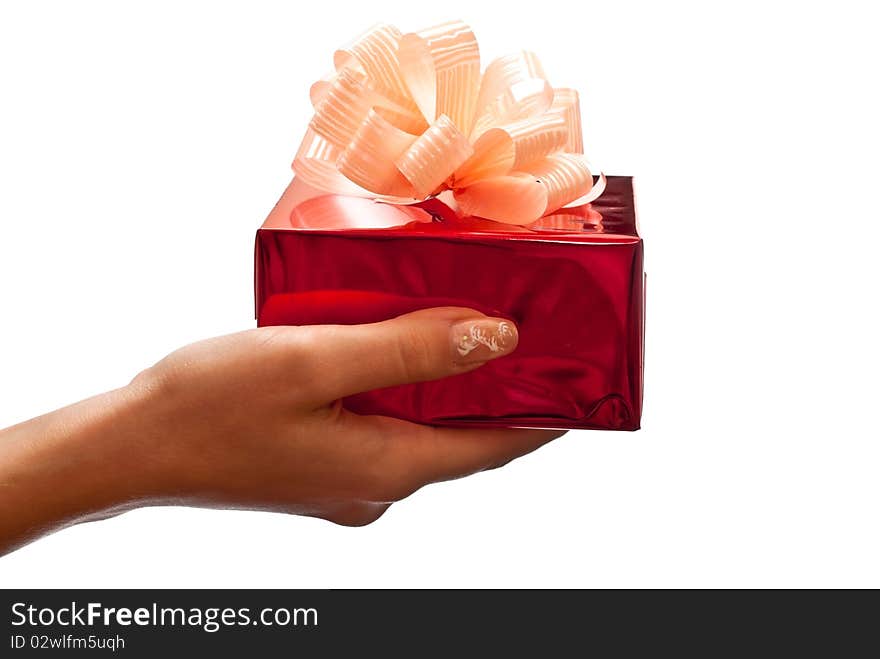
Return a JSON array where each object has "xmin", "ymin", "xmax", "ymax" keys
[{"xmin": 255, "ymin": 176, "xmax": 644, "ymax": 430}]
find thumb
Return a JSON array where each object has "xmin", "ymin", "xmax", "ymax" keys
[{"xmin": 294, "ymin": 307, "xmax": 518, "ymax": 405}]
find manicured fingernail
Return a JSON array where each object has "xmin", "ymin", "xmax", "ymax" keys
[{"xmin": 451, "ymin": 317, "xmax": 518, "ymax": 364}]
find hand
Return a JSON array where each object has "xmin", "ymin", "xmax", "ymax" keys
[{"xmin": 0, "ymin": 308, "xmax": 564, "ymax": 554}]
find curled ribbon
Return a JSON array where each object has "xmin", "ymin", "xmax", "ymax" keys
[{"xmin": 293, "ymin": 21, "xmax": 605, "ymax": 225}]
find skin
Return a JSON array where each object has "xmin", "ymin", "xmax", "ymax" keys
[{"xmin": 0, "ymin": 308, "xmax": 564, "ymax": 556}]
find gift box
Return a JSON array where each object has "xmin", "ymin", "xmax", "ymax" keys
[
  {"xmin": 255, "ymin": 176, "xmax": 643, "ymax": 430},
  {"xmin": 254, "ymin": 21, "xmax": 644, "ymax": 431}
]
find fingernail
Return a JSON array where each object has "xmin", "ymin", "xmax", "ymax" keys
[{"xmin": 451, "ymin": 318, "xmax": 518, "ymax": 364}]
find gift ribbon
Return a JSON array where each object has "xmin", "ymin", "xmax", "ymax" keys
[{"xmin": 293, "ymin": 21, "xmax": 605, "ymax": 225}]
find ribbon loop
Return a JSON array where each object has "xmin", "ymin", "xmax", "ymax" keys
[
  {"xmin": 549, "ymin": 88, "xmax": 584, "ymax": 154},
  {"xmin": 338, "ymin": 110, "xmax": 417, "ymax": 197},
  {"xmin": 396, "ymin": 115, "xmax": 473, "ymax": 198}
]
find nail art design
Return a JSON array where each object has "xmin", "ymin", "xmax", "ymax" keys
[{"xmin": 457, "ymin": 321, "xmax": 514, "ymax": 356}]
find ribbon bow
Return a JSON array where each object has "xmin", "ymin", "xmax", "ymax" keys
[{"xmin": 293, "ymin": 21, "xmax": 604, "ymax": 225}]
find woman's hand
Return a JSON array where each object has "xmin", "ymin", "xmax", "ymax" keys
[{"xmin": 0, "ymin": 308, "xmax": 563, "ymax": 554}]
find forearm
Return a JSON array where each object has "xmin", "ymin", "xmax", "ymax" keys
[{"xmin": 0, "ymin": 384, "xmax": 157, "ymax": 555}]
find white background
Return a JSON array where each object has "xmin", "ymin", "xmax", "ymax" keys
[{"xmin": 1, "ymin": 0, "xmax": 878, "ymax": 588}]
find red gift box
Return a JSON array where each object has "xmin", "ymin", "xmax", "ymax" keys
[{"xmin": 255, "ymin": 176, "xmax": 644, "ymax": 430}]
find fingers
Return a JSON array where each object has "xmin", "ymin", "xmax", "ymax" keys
[
  {"xmin": 292, "ymin": 307, "xmax": 519, "ymax": 405},
  {"xmin": 404, "ymin": 425, "xmax": 566, "ymax": 487},
  {"xmin": 350, "ymin": 414, "xmax": 565, "ymax": 497}
]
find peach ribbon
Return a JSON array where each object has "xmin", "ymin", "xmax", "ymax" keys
[{"xmin": 293, "ymin": 21, "xmax": 605, "ymax": 225}]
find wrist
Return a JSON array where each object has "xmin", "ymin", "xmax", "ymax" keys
[{"xmin": 0, "ymin": 383, "xmax": 164, "ymax": 553}]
